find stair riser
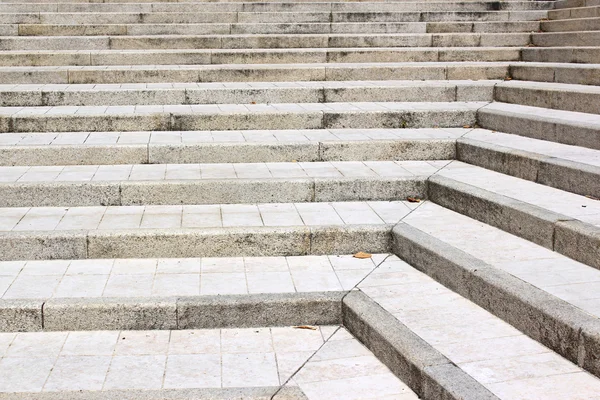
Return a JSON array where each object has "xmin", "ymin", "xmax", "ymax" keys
[
  {"xmin": 0, "ymin": 139, "xmax": 456, "ymax": 166},
  {"xmin": 0, "ymin": 292, "xmax": 345, "ymax": 332},
  {"xmin": 522, "ymin": 48, "xmax": 600, "ymax": 64},
  {"xmin": 0, "ymin": 2, "xmax": 555, "ymax": 12},
  {"xmin": 494, "ymin": 86, "xmax": 600, "ymax": 114},
  {"xmin": 0, "ymin": 64, "xmax": 511, "ymax": 84},
  {"xmin": 392, "ymin": 223, "xmax": 600, "ymax": 380},
  {"xmin": 0, "ymin": 48, "xmax": 523, "ymax": 67},
  {"xmin": 11, "ymin": 21, "xmax": 541, "ymax": 36},
  {"xmin": 0, "ymin": 85, "xmax": 495, "ymax": 107},
  {"xmin": 0, "ymin": 225, "xmax": 393, "ymax": 261},
  {"xmin": 541, "ymin": 18, "xmax": 600, "ymax": 32},
  {"xmin": 428, "ymin": 176, "xmax": 600, "ymax": 270},
  {"xmin": 554, "ymin": 0, "xmax": 600, "ymax": 10},
  {"xmin": 0, "ymin": 178, "xmax": 427, "ymax": 207},
  {"xmin": 532, "ymin": 32, "xmax": 600, "ymax": 47},
  {"xmin": 0, "ymin": 34, "xmax": 531, "ymax": 50},
  {"xmin": 456, "ymin": 139, "xmax": 600, "ymax": 199},
  {"xmin": 549, "ymin": 5, "xmax": 600, "ymax": 19},
  {"xmin": 509, "ymin": 64, "xmax": 600, "ymax": 86},
  {"xmin": 477, "ymin": 105, "xmax": 600, "ymax": 150},
  {"xmin": 0, "ymin": 11, "xmax": 547, "ymax": 24},
  {"xmin": 0, "ymin": 109, "xmax": 478, "ymax": 133}
]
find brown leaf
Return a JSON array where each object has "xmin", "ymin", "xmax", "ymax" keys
[
  {"xmin": 463, "ymin": 125, "xmax": 471, "ymax": 129},
  {"xmin": 407, "ymin": 197, "xmax": 421, "ymax": 203},
  {"xmin": 353, "ymin": 251, "xmax": 372, "ymax": 259},
  {"xmin": 294, "ymin": 325, "xmax": 318, "ymax": 330},
  {"xmin": 250, "ymin": 101, "xmax": 256, "ymax": 104},
  {"xmin": 504, "ymin": 77, "xmax": 513, "ymax": 81}
]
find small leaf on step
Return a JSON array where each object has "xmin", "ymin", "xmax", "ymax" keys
[
  {"xmin": 294, "ymin": 325, "xmax": 318, "ymax": 330},
  {"xmin": 353, "ymin": 252, "xmax": 372, "ymax": 259},
  {"xmin": 407, "ymin": 197, "xmax": 421, "ymax": 203}
]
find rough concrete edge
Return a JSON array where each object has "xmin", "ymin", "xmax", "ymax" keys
[
  {"xmin": 392, "ymin": 222, "xmax": 600, "ymax": 378},
  {"xmin": 177, "ymin": 291, "xmax": 346, "ymax": 329},
  {"xmin": 0, "ymin": 386, "xmax": 306, "ymax": 400},
  {"xmin": 342, "ymin": 290, "xmax": 499, "ymax": 400}
]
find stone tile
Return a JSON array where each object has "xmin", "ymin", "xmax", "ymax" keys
[
  {"xmin": 114, "ymin": 331, "xmax": 170, "ymax": 356},
  {"xmin": 488, "ymin": 372, "xmax": 600, "ymax": 400},
  {"xmin": 0, "ymin": 357, "xmax": 55, "ymax": 392},
  {"xmin": 44, "ymin": 356, "xmax": 111, "ymax": 391},
  {"xmin": 271, "ymin": 327, "xmax": 324, "ymax": 354},
  {"xmin": 169, "ymin": 330, "xmax": 221, "ymax": 355},
  {"xmin": 221, "ymin": 328, "xmax": 273, "ymax": 354},
  {"xmin": 103, "ymin": 274, "xmax": 154, "ymax": 297},
  {"xmin": 6, "ymin": 332, "xmax": 68, "ymax": 358},
  {"xmin": 246, "ymin": 271, "xmax": 296, "ymax": 294},
  {"xmin": 200, "ymin": 272, "xmax": 247, "ymax": 295},
  {"xmin": 54, "ymin": 275, "xmax": 108, "ymax": 298},
  {"xmin": 61, "ymin": 331, "xmax": 119, "ymax": 356},
  {"xmin": 163, "ymin": 354, "xmax": 221, "ymax": 389},
  {"xmin": 104, "ymin": 355, "xmax": 167, "ymax": 390},
  {"xmin": 152, "ymin": 274, "xmax": 199, "ymax": 296},
  {"xmin": 222, "ymin": 352, "xmax": 279, "ymax": 387}
]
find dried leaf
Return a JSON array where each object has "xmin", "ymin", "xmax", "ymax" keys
[
  {"xmin": 353, "ymin": 251, "xmax": 372, "ymax": 259},
  {"xmin": 250, "ymin": 101, "xmax": 256, "ymax": 104},
  {"xmin": 407, "ymin": 197, "xmax": 421, "ymax": 203},
  {"xmin": 504, "ymin": 77, "xmax": 513, "ymax": 81},
  {"xmin": 463, "ymin": 125, "xmax": 472, "ymax": 129},
  {"xmin": 294, "ymin": 325, "xmax": 318, "ymax": 330}
]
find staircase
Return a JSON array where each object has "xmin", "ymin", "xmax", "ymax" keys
[{"xmin": 0, "ymin": 0, "xmax": 600, "ymax": 398}]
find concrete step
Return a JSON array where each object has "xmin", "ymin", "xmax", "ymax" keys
[
  {"xmin": 0, "ymin": 160, "xmax": 433, "ymax": 207},
  {"xmin": 0, "ymin": 80, "xmax": 497, "ymax": 107},
  {"xmin": 0, "ymin": 200, "xmax": 412, "ymax": 260},
  {"xmin": 0, "ymin": 62, "xmax": 512, "ymax": 84},
  {"xmin": 494, "ymin": 80, "xmax": 600, "ymax": 114},
  {"xmin": 477, "ymin": 102, "xmax": 600, "ymax": 150},
  {"xmin": 0, "ymin": 128, "xmax": 461, "ymax": 166},
  {"xmin": 509, "ymin": 62, "xmax": 600, "ymax": 85},
  {"xmin": 0, "ymin": 325, "xmax": 417, "ymax": 400},
  {"xmin": 0, "ymin": 33, "xmax": 533, "ymax": 51},
  {"xmin": 0, "ymin": 101, "xmax": 484, "ymax": 133},
  {"xmin": 541, "ymin": 17, "xmax": 600, "ymax": 32},
  {"xmin": 0, "ymin": 11, "xmax": 548, "ymax": 24},
  {"xmin": 0, "ymin": 254, "xmax": 383, "ymax": 330},
  {"xmin": 0, "ymin": 1, "xmax": 555, "ymax": 12},
  {"xmin": 0, "ymin": 47, "xmax": 523, "ymax": 67},
  {"xmin": 429, "ymin": 161, "xmax": 600, "ymax": 270},
  {"xmin": 457, "ymin": 128, "xmax": 600, "ymax": 198},
  {"xmin": 522, "ymin": 46, "xmax": 600, "ymax": 64},
  {"xmin": 549, "ymin": 5, "xmax": 600, "ymax": 19},
  {"xmin": 393, "ymin": 202, "xmax": 600, "ymax": 380},
  {"xmin": 532, "ymin": 31, "xmax": 600, "ymax": 47},
  {"xmin": 6, "ymin": 21, "xmax": 541, "ymax": 36}
]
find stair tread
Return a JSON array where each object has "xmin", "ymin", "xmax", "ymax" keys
[
  {"xmin": 0, "ymin": 325, "xmax": 416, "ymax": 399},
  {"xmin": 481, "ymin": 101, "xmax": 600, "ymax": 125},
  {"xmin": 0, "ymin": 200, "xmax": 415, "ymax": 232},
  {"xmin": 0, "ymin": 254, "xmax": 386, "ymax": 298}
]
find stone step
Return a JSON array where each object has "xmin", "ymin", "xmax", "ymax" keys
[
  {"xmin": 477, "ymin": 102, "xmax": 600, "ymax": 150},
  {"xmin": 0, "ymin": 254, "xmax": 383, "ymax": 330},
  {"xmin": 0, "ymin": 33, "xmax": 532, "ymax": 51},
  {"xmin": 7, "ymin": 21, "xmax": 541, "ymax": 36},
  {"xmin": 0, "ymin": 325, "xmax": 417, "ymax": 400},
  {"xmin": 0, "ymin": 160, "xmax": 433, "ymax": 207},
  {"xmin": 509, "ymin": 62, "xmax": 600, "ymax": 86},
  {"xmin": 0, "ymin": 128, "xmax": 460, "ymax": 166},
  {"xmin": 494, "ymin": 80, "xmax": 600, "ymax": 114},
  {"xmin": 0, "ymin": 200, "xmax": 411, "ymax": 260},
  {"xmin": 0, "ymin": 62, "xmax": 512, "ymax": 84},
  {"xmin": 0, "ymin": 47, "xmax": 523, "ymax": 67},
  {"xmin": 522, "ymin": 46, "xmax": 600, "ymax": 64},
  {"xmin": 549, "ymin": 5, "xmax": 600, "ymax": 19},
  {"xmin": 0, "ymin": 11, "xmax": 548, "ymax": 24},
  {"xmin": 392, "ymin": 202, "xmax": 600, "ymax": 380},
  {"xmin": 532, "ymin": 31, "xmax": 600, "ymax": 47},
  {"xmin": 457, "ymin": 128, "xmax": 600, "ymax": 198},
  {"xmin": 541, "ymin": 17, "xmax": 600, "ymax": 32},
  {"xmin": 0, "ymin": 101, "xmax": 484, "ymax": 133},
  {"xmin": 0, "ymin": 1, "xmax": 555, "ymax": 12},
  {"xmin": 0, "ymin": 80, "xmax": 497, "ymax": 107},
  {"xmin": 428, "ymin": 161, "xmax": 600, "ymax": 270},
  {"xmin": 554, "ymin": 0, "xmax": 600, "ymax": 9}
]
